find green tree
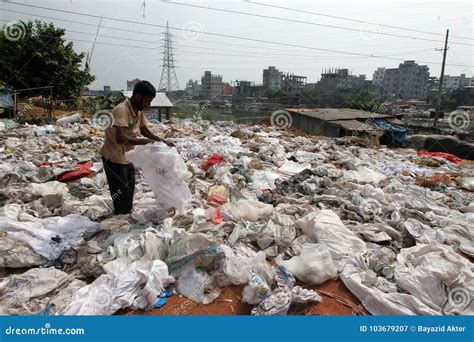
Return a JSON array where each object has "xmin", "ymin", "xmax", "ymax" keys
[
  {"xmin": 347, "ymin": 90, "xmax": 385, "ymax": 113},
  {"xmin": 0, "ymin": 20, "xmax": 94, "ymax": 100}
]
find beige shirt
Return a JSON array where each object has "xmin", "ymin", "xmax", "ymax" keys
[{"xmin": 99, "ymin": 99, "xmax": 148, "ymax": 164}]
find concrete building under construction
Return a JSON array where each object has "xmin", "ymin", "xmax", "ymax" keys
[
  {"xmin": 201, "ymin": 71, "xmax": 223, "ymax": 99},
  {"xmin": 317, "ymin": 68, "xmax": 366, "ymax": 91},
  {"xmin": 281, "ymin": 73, "xmax": 307, "ymax": 92}
]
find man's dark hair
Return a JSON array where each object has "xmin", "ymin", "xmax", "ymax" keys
[{"xmin": 132, "ymin": 80, "xmax": 156, "ymax": 97}]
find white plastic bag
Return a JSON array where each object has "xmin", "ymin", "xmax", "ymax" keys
[
  {"xmin": 177, "ymin": 265, "xmax": 221, "ymax": 304},
  {"xmin": 223, "ymin": 200, "xmax": 273, "ymax": 222},
  {"xmin": 56, "ymin": 113, "xmax": 81, "ymax": 126},
  {"xmin": 279, "ymin": 243, "xmax": 337, "ymax": 285},
  {"xmin": 125, "ymin": 143, "xmax": 192, "ymax": 213},
  {"xmin": 296, "ymin": 210, "xmax": 367, "ymax": 271},
  {"xmin": 63, "ymin": 258, "xmax": 174, "ymax": 315}
]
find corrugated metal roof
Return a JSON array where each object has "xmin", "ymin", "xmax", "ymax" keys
[
  {"xmin": 122, "ymin": 91, "xmax": 173, "ymax": 107},
  {"xmin": 328, "ymin": 119, "xmax": 380, "ymax": 132},
  {"xmin": 286, "ymin": 108, "xmax": 392, "ymax": 121},
  {"xmin": 386, "ymin": 118, "xmax": 406, "ymax": 125}
]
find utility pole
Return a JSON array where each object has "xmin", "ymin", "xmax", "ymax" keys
[
  {"xmin": 159, "ymin": 21, "xmax": 180, "ymax": 92},
  {"xmin": 433, "ymin": 29, "xmax": 449, "ymax": 129}
]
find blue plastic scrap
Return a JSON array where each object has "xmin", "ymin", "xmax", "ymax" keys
[
  {"xmin": 373, "ymin": 119, "xmax": 408, "ymax": 146},
  {"xmin": 154, "ymin": 290, "xmax": 176, "ymax": 309}
]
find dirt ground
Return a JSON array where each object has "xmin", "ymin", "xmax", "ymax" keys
[{"xmin": 125, "ymin": 279, "xmax": 368, "ymax": 316}]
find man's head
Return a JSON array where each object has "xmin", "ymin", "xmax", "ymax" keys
[{"xmin": 130, "ymin": 80, "xmax": 156, "ymax": 111}]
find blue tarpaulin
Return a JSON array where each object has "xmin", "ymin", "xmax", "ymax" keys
[
  {"xmin": 0, "ymin": 91, "xmax": 13, "ymax": 109},
  {"xmin": 373, "ymin": 119, "xmax": 408, "ymax": 147}
]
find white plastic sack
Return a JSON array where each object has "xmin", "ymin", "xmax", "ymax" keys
[
  {"xmin": 62, "ymin": 258, "xmax": 174, "ymax": 315},
  {"xmin": 279, "ymin": 243, "xmax": 337, "ymax": 285},
  {"xmin": 223, "ymin": 200, "xmax": 273, "ymax": 222},
  {"xmin": 125, "ymin": 143, "xmax": 192, "ymax": 213},
  {"xmin": 0, "ymin": 214, "xmax": 100, "ymax": 261},
  {"xmin": 177, "ymin": 265, "xmax": 221, "ymax": 304},
  {"xmin": 217, "ymin": 247, "xmax": 275, "ymax": 287},
  {"xmin": 461, "ymin": 177, "xmax": 474, "ymax": 191},
  {"xmin": 99, "ymin": 227, "xmax": 168, "ymax": 263},
  {"xmin": 257, "ymin": 212, "xmax": 296, "ymax": 249},
  {"xmin": 56, "ymin": 113, "xmax": 81, "ymax": 126},
  {"xmin": 394, "ymin": 244, "xmax": 474, "ymax": 315},
  {"xmin": 278, "ymin": 160, "xmax": 311, "ymax": 175},
  {"xmin": 249, "ymin": 170, "xmax": 280, "ymax": 190},
  {"xmin": 0, "ymin": 232, "xmax": 47, "ymax": 268},
  {"xmin": 296, "ymin": 210, "xmax": 367, "ymax": 270},
  {"xmin": 341, "ymin": 244, "xmax": 474, "ymax": 315},
  {"xmin": 30, "ymin": 181, "xmax": 68, "ymax": 206},
  {"xmin": 0, "ymin": 267, "xmax": 69, "ymax": 315},
  {"xmin": 344, "ymin": 166, "xmax": 387, "ymax": 185},
  {"xmin": 341, "ymin": 250, "xmax": 440, "ymax": 315}
]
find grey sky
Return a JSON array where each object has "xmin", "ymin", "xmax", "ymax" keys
[{"xmin": 1, "ymin": 0, "xmax": 473, "ymax": 90}]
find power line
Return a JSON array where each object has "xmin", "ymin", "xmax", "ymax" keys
[
  {"xmin": 2, "ymin": 8, "xmax": 438, "ymax": 59},
  {"xmin": 245, "ymin": 0, "xmax": 474, "ymax": 41},
  {"xmin": 162, "ymin": 1, "xmax": 473, "ymax": 46},
  {"xmin": 2, "ymin": 2, "xmax": 472, "ymax": 67},
  {"xmin": 51, "ymin": 28, "xmax": 439, "ymax": 61}
]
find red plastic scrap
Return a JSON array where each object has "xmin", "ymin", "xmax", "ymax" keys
[
  {"xmin": 57, "ymin": 161, "xmax": 93, "ymax": 182},
  {"xmin": 201, "ymin": 153, "xmax": 226, "ymax": 171},
  {"xmin": 417, "ymin": 151, "xmax": 463, "ymax": 164}
]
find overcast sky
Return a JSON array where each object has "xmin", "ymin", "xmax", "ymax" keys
[{"xmin": 1, "ymin": 0, "xmax": 473, "ymax": 90}]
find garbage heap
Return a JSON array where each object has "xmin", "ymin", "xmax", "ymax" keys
[{"xmin": 0, "ymin": 118, "xmax": 473, "ymax": 316}]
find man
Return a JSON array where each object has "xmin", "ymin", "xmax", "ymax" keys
[{"xmin": 99, "ymin": 80, "xmax": 173, "ymax": 215}]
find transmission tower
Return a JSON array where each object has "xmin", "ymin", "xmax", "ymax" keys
[{"xmin": 158, "ymin": 21, "xmax": 180, "ymax": 92}]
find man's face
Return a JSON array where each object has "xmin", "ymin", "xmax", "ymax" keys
[{"xmin": 134, "ymin": 95, "xmax": 154, "ymax": 111}]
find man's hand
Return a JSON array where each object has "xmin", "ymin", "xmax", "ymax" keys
[{"xmin": 140, "ymin": 125, "xmax": 174, "ymax": 146}]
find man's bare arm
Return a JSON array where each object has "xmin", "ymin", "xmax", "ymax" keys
[
  {"xmin": 140, "ymin": 125, "xmax": 162, "ymax": 141},
  {"xmin": 140, "ymin": 125, "xmax": 175, "ymax": 146},
  {"xmin": 115, "ymin": 126, "xmax": 151, "ymax": 145}
]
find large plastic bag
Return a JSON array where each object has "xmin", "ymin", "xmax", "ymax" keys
[
  {"xmin": 223, "ymin": 200, "xmax": 273, "ymax": 222},
  {"xmin": 216, "ymin": 247, "xmax": 274, "ymax": 287},
  {"xmin": 394, "ymin": 244, "xmax": 474, "ymax": 315},
  {"xmin": 29, "ymin": 181, "xmax": 68, "ymax": 206},
  {"xmin": 99, "ymin": 227, "xmax": 168, "ymax": 263},
  {"xmin": 0, "ymin": 214, "xmax": 100, "ymax": 261},
  {"xmin": 461, "ymin": 177, "xmax": 474, "ymax": 191},
  {"xmin": 0, "ymin": 267, "xmax": 69, "ymax": 315},
  {"xmin": 343, "ymin": 166, "xmax": 387, "ymax": 185},
  {"xmin": 125, "ymin": 143, "xmax": 192, "ymax": 213},
  {"xmin": 296, "ymin": 210, "xmax": 367, "ymax": 271},
  {"xmin": 56, "ymin": 113, "xmax": 81, "ymax": 126},
  {"xmin": 165, "ymin": 233, "xmax": 224, "ymax": 272},
  {"xmin": 256, "ymin": 212, "xmax": 296, "ymax": 249},
  {"xmin": 0, "ymin": 232, "xmax": 47, "ymax": 268},
  {"xmin": 177, "ymin": 265, "xmax": 221, "ymax": 304},
  {"xmin": 62, "ymin": 258, "xmax": 174, "ymax": 315},
  {"xmin": 341, "ymin": 244, "xmax": 474, "ymax": 315},
  {"xmin": 278, "ymin": 243, "xmax": 337, "ymax": 285}
]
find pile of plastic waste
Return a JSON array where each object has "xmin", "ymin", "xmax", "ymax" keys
[{"xmin": 0, "ymin": 117, "xmax": 473, "ymax": 316}]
